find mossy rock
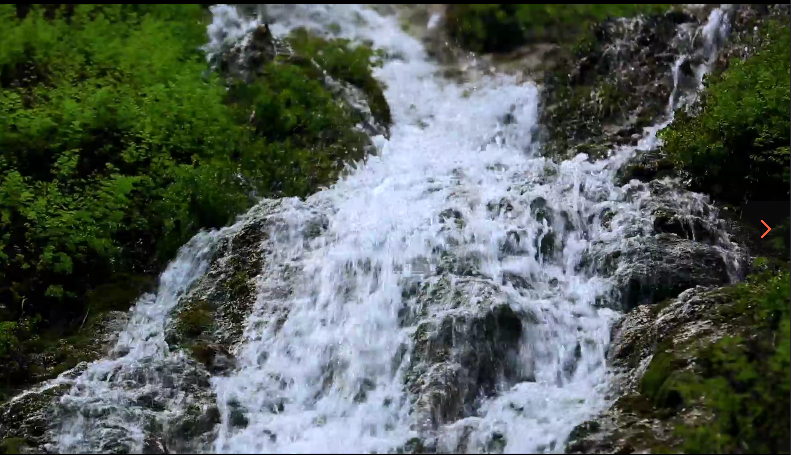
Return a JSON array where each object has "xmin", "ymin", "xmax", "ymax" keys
[
  {"xmin": 0, "ymin": 437, "xmax": 27, "ymax": 454},
  {"xmin": 578, "ymin": 270, "xmax": 791, "ymax": 454},
  {"xmin": 188, "ymin": 342, "xmax": 236, "ymax": 375},
  {"xmin": 393, "ymin": 437, "xmax": 433, "ymax": 454},
  {"xmin": 223, "ymin": 270, "xmax": 254, "ymax": 302},
  {"xmin": 176, "ymin": 299, "xmax": 215, "ymax": 340},
  {"xmin": 285, "ymin": 27, "xmax": 392, "ymax": 131},
  {"xmin": 617, "ymin": 159, "xmax": 675, "ymax": 185}
]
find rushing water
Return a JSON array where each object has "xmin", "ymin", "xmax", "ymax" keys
[{"xmin": 49, "ymin": 4, "xmax": 737, "ymax": 454}]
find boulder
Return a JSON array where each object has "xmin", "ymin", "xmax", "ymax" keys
[{"xmin": 403, "ymin": 277, "xmax": 525, "ymax": 430}]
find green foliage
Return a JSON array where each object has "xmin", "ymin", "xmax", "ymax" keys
[
  {"xmin": 659, "ymin": 20, "xmax": 791, "ymax": 205},
  {"xmin": 0, "ymin": 317, "xmax": 38, "ymax": 388},
  {"xmin": 286, "ymin": 28, "xmax": 391, "ymax": 127},
  {"xmin": 0, "ymin": 322, "xmax": 21, "ymax": 360},
  {"xmin": 640, "ymin": 270, "xmax": 791, "ymax": 454},
  {"xmin": 226, "ymin": 60, "xmax": 372, "ymax": 198},
  {"xmin": 445, "ymin": 4, "xmax": 672, "ymax": 53},
  {"xmin": 0, "ymin": 4, "xmax": 249, "ymax": 319},
  {"xmin": 0, "ymin": 4, "xmax": 388, "ymax": 391}
]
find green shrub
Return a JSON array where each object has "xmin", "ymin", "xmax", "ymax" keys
[
  {"xmin": 659, "ymin": 20, "xmax": 790, "ymax": 206},
  {"xmin": 0, "ymin": 4, "xmax": 251, "ymax": 319},
  {"xmin": 286, "ymin": 28, "xmax": 391, "ymax": 127},
  {"xmin": 445, "ymin": 4, "xmax": 672, "ymax": 53},
  {"xmin": 0, "ymin": 318, "xmax": 38, "ymax": 388},
  {"xmin": 0, "ymin": 4, "xmax": 388, "ymax": 389}
]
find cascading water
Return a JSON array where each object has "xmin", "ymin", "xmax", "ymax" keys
[{"xmin": 48, "ymin": 4, "xmax": 740, "ymax": 454}]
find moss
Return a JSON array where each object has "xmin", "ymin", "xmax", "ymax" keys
[
  {"xmin": 189, "ymin": 342, "xmax": 214, "ymax": 367},
  {"xmin": 171, "ymin": 403, "xmax": 221, "ymax": 440},
  {"xmin": 651, "ymin": 298, "xmax": 675, "ymax": 316},
  {"xmin": 640, "ymin": 349, "xmax": 679, "ymax": 407},
  {"xmin": 0, "ymin": 437, "xmax": 27, "ymax": 454},
  {"xmin": 224, "ymin": 270, "xmax": 253, "ymax": 301},
  {"xmin": 631, "ymin": 270, "xmax": 791, "ymax": 453},
  {"xmin": 615, "ymin": 393, "xmax": 656, "ymax": 418},
  {"xmin": 85, "ymin": 274, "xmax": 157, "ymax": 314},
  {"xmin": 396, "ymin": 437, "xmax": 427, "ymax": 454},
  {"xmin": 568, "ymin": 420, "xmax": 601, "ymax": 441},
  {"xmin": 176, "ymin": 299, "xmax": 214, "ymax": 339}
]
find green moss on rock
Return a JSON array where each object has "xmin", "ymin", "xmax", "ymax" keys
[
  {"xmin": 176, "ymin": 300, "xmax": 214, "ymax": 339},
  {"xmin": 0, "ymin": 437, "xmax": 26, "ymax": 454},
  {"xmin": 285, "ymin": 27, "xmax": 392, "ymax": 129},
  {"xmin": 611, "ymin": 270, "xmax": 789, "ymax": 454}
]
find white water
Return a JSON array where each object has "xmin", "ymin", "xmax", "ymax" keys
[
  {"xmin": 55, "ymin": 231, "xmax": 227, "ymax": 452},
  {"xmin": 50, "ymin": 4, "xmax": 735, "ymax": 454}
]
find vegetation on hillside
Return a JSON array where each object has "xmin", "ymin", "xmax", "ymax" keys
[
  {"xmin": 445, "ymin": 4, "xmax": 672, "ymax": 53},
  {"xmin": 659, "ymin": 18, "xmax": 790, "ymax": 255},
  {"xmin": 659, "ymin": 20, "xmax": 790, "ymax": 207},
  {"xmin": 640, "ymin": 266, "xmax": 790, "ymax": 454},
  {"xmin": 0, "ymin": 4, "xmax": 388, "ymax": 394}
]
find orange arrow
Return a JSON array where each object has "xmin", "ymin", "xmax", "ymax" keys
[{"xmin": 761, "ymin": 220, "xmax": 771, "ymax": 238}]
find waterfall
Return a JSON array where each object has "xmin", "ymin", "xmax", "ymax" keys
[{"xmin": 47, "ymin": 4, "xmax": 740, "ymax": 454}]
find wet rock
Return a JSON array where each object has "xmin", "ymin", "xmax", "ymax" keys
[
  {"xmin": 609, "ymin": 234, "xmax": 733, "ymax": 310},
  {"xmin": 435, "ymin": 251, "xmax": 485, "ymax": 278},
  {"xmin": 0, "ymin": 356, "xmax": 122, "ymax": 452},
  {"xmin": 166, "ymin": 204, "xmax": 276, "ymax": 364},
  {"xmin": 142, "ymin": 435, "xmax": 168, "ymax": 454},
  {"xmin": 393, "ymin": 436, "xmax": 437, "ymax": 454},
  {"xmin": 487, "ymin": 198, "xmax": 514, "ymax": 218},
  {"xmin": 438, "ymin": 208, "xmax": 464, "ymax": 229},
  {"xmin": 24, "ymin": 309, "xmax": 132, "ymax": 385},
  {"xmin": 227, "ymin": 399, "xmax": 249, "ymax": 429},
  {"xmin": 500, "ymin": 230, "xmax": 528, "ymax": 256},
  {"xmin": 616, "ymin": 149, "xmax": 676, "ymax": 185},
  {"xmin": 540, "ymin": 10, "xmax": 688, "ymax": 160},
  {"xmin": 207, "ymin": 20, "xmax": 280, "ymax": 82},
  {"xmin": 189, "ymin": 343, "xmax": 237, "ymax": 375},
  {"xmin": 651, "ymin": 209, "xmax": 715, "ymax": 243},
  {"xmin": 501, "ymin": 271, "xmax": 532, "ymax": 290},
  {"xmin": 0, "ymin": 382, "xmax": 73, "ymax": 454},
  {"xmin": 713, "ymin": 4, "xmax": 791, "ymax": 74},
  {"xmin": 486, "ymin": 431, "xmax": 508, "ymax": 454},
  {"xmin": 564, "ymin": 285, "xmax": 739, "ymax": 454},
  {"xmin": 405, "ymin": 278, "xmax": 524, "ymax": 429},
  {"xmin": 530, "ymin": 197, "xmax": 553, "ymax": 224}
]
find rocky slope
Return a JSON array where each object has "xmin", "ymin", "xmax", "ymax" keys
[
  {"xmin": 527, "ymin": 4, "xmax": 790, "ymax": 453},
  {"xmin": 566, "ymin": 264, "xmax": 789, "ymax": 454}
]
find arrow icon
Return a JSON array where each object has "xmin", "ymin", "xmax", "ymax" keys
[{"xmin": 761, "ymin": 220, "xmax": 772, "ymax": 238}]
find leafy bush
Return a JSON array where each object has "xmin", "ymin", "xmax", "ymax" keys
[
  {"xmin": 0, "ymin": 4, "xmax": 388, "ymax": 388},
  {"xmin": 225, "ymin": 59, "xmax": 372, "ymax": 198},
  {"xmin": 659, "ymin": 20, "xmax": 790, "ymax": 206},
  {"xmin": 286, "ymin": 28, "xmax": 391, "ymax": 127},
  {"xmin": 0, "ymin": 318, "xmax": 38, "ymax": 390},
  {"xmin": 445, "ymin": 4, "xmax": 672, "ymax": 53},
  {"xmin": 0, "ymin": 4, "xmax": 251, "ymax": 320}
]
